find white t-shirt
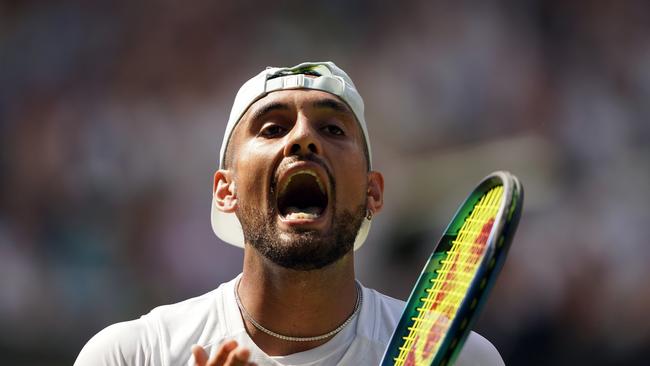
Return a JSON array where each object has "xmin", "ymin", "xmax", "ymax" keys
[{"xmin": 75, "ymin": 275, "xmax": 504, "ymax": 366}]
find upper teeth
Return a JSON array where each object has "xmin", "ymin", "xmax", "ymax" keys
[{"xmin": 279, "ymin": 170, "xmax": 325, "ymax": 196}]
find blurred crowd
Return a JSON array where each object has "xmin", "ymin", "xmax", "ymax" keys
[{"xmin": 1, "ymin": 1, "xmax": 649, "ymax": 364}]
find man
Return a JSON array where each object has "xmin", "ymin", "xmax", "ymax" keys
[{"xmin": 75, "ymin": 62, "xmax": 504, "ymax": 365}]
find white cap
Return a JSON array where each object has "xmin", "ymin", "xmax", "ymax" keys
[{"xmin": 211, "ymin": 61, "xmax": 372, "ymax": 250}]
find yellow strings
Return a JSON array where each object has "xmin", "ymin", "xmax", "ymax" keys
[{"xmin": 394, "ymin": 186, "xmax": 503, "ymax": 366}]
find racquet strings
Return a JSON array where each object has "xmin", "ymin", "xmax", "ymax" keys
[{"xmin": 394, "ymin": 185, "xmax": 504, "ymax": 366}]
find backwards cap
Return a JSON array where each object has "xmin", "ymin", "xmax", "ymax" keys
[{"xmin": 212, "ymin": 61, "xmax": 372, "ymax": 250}]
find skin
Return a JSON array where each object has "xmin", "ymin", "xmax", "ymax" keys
[{"xmin": 193, "ymin": 89, "xmax": 384, "ymax": 365}]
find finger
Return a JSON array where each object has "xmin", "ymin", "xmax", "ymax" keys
[
  {"xmin": 207, "ymin": 340, "xmax": 238, "ymax": 366},
  {"xmin": 224, "ymin": 346, "xmax": 251, "ymax": 366},
  {"xmin": 191, "ymin": 345, "xmax": 209, "ymax": 366}
]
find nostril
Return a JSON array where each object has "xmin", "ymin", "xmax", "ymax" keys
[
  {"xmin": 308, "ymin": 143, "xmax": 317, "ymax": 153},
  {"xmin": 290, "ymin": 144, "xmax": 300, "ymax": 154}
]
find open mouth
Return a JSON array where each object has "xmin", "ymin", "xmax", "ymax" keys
[{"xmin": 277, "ymin": 170, "xmax": 328, "ymax": 220}]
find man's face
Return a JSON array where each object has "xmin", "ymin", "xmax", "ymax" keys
[{"xmin": 227, "ymin": 89, "xmax": 370, "ymax": 270}]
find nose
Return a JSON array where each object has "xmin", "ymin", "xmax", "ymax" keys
[{"xmin": 283, "ymin": 116, "xmax": 321, "ymax": 158}]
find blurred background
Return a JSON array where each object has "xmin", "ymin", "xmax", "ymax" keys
[{"xmin": 1, "ymin": 0, "xmax": 649, "ymax": 364}]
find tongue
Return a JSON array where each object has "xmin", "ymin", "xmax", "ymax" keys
[{"xmin": 285, "ymin": 206, "xmax": 323, "ymax": 220}]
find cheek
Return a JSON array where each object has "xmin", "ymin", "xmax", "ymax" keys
[
  {"xmin": 333, "ymin": 153, "xmax": 368, "ymax": 202},
  {"xmin": 234, "ymin": 147, "xmax": 275, "ymax": 200}
]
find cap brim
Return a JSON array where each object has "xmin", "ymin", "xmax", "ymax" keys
[{"xmin": 211, "ymin": 194, "xmax": 245, "ymax": 248}]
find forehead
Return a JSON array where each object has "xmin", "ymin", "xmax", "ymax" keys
[{"xmin": 243, "ymin": 89, "xmax": 357, "ymax": 121}]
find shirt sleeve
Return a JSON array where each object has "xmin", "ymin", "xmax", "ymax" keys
[
  {"xmin": 455, "ymin": 331, "xmax": 505, "ymax": 366},
  {"xmin": 74, "ymin": 319, "xmax": 154, "ymax": 366}
]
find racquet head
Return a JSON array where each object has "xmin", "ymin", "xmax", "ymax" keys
[{"xmin": 381, "ymin": 171, "xmax": 523, "ymax": 366}]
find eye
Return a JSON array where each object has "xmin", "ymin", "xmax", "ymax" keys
[
  {"xmin": 323, "ymin": 124, "xmax": 344, "ymax": 136},
  {"xmin": 260, "ymin": 124, "xmax": 286, "ymax": 138}
]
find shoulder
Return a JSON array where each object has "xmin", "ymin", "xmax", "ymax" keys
[
  {"xmin": 362, "ymin": 287, "xmax": 405, "ymax": 334},
  {"xmin": 75, "ymin": 278, "xmax": 239, "ymax": 366},
  {"xmin": 74, "ymin": 319, "xmax": 153, "ymax": 366},
  {"xmin": 147, "ymin": 285, "xmax": 224, "ymax": 327},
  {"xmin": 352, "ymin": 284, "xmax": 405, "ymax": 361},
  {"xmin": 362, "ymin": 286, "xmax": 405, "ymax": 321},
  {"xmin": 456, "ymin": 331, "xmax": 505, "ymax": 366}
]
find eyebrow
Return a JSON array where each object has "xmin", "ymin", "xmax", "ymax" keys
[
  {"xmin": 249, "ymin": 102, "xmax": 291, "ymax": 122},
  {"xmin": 248, "ymin": 97, "xmax": 353, "ymax": 123},
  {"xmin": 312, "ymin": 99, "xmax": 352, "ymax": 114}
]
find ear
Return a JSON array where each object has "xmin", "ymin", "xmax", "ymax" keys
[
  {"xmin": 213, "ymin": 170, "xmax": 237, "ymax": 213},
  {"xmin": 366, "ymin": 171, "xmax": 384, "ymax": 216}
]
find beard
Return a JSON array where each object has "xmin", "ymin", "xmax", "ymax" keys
[{"xmin": 237, "ymin": 197, "xmax": 366, "ymax": 271}]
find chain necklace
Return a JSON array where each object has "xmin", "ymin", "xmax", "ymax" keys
[{"xmin": 234, "ymin": 278, "xmax": 362, "ymax": 342}]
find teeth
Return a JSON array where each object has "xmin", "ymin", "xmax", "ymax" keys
[
  {"xmin": 279, "ymin": 170, "xmax": 325, "ymax": 196},
  {"xmin": 285, "ymin": 212, "xmax": 319, "ymax": 220},
  {"xmin": 285, "ymin": 206, "xmax": 322, "ymax": 220}
]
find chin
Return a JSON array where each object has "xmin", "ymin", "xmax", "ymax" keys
[
  {"xmin": 241, "ymin": 205, "xmax": 365, "ymax": 271},
  {"xmin": 260, "ymin": 229, "xmax": 352, "ymax": 271}
]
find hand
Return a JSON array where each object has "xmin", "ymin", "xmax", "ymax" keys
[{"xmin": 192, "ymin": 341, "xmax": 257, "ymax": 366}]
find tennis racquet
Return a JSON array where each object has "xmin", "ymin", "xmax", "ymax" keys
[{"xmin": 381, "ymin": 171, "xmax": 523, "ymax": 366}]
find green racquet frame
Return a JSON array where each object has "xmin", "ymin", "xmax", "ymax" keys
[{"xmin": 381, "ymin": 171, "xmax": 523, "ymax": 366}]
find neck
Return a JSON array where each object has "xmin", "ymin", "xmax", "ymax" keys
[{"xmin": 238, "ymin": 246, "xmax": 358, "ymax": 356}]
